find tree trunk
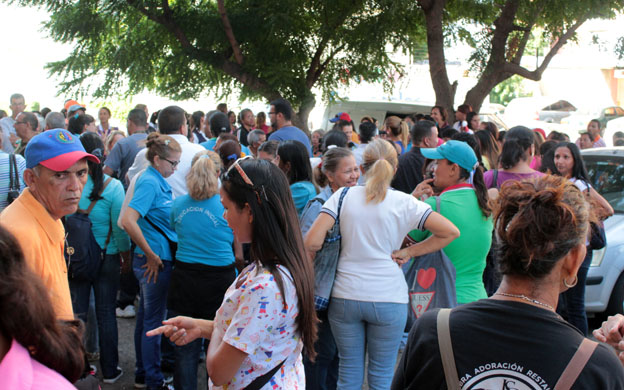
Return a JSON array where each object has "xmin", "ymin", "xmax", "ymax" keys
[
  {"xmin": 419, "ymin": 0, "xmax": 457, "ymax": 123},
  {"xmin": 294, "ymin": 92, "xmax": 316, "ymax": 134},
  {"xmin": 464, "ymin": 72, "xmax": 511, "ymax": 113}
]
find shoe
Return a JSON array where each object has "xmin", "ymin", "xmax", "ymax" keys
[
  {"xmin": 86, "ymin": 351, "xmax": 100, "ymax": 362},
  {"xmin": 103, "ymin": 367, "xmax": 123, "ymax": 384},
  {"xmin": 146, "ymin": 382, "xmax": 174, "ymax": 390},
  {"xmin": 89, "ymin": 364, "xmax": 97, "ymax": 376},
  {"xmin": 134, "ymin": 376, "xmax": 146, "ymax": 389},
  {"xmin": 116, "ymin": 305, "xmax": 136, "ymax": 318},
  {"xmin": 163, "ymin": 374, "xmax": 173, "ymax": 384}
]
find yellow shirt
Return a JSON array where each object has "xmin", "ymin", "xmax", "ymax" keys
[{"xmin": 0, "ymin": 188, "xmax": 74, "ymax": 320}]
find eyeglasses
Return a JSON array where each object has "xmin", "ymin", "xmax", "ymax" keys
[
  {"xmin": 268, "ymin": 111, "xmax": 276, "ymax": 115},
  {"xmin": 162, "ymin": 157, "xmax": 180, "ymax": 168}
]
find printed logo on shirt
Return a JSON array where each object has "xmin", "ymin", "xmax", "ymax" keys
[
  {"xmin": 409, "ymin": 292, "xmax": 434, "ymax": 319},
  {"xmin": 461, "ymin": 365, "xmax": 550, "ymax": 390}
]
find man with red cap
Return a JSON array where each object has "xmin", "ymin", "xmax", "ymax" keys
[{"xmin": 0, "ymin": 129, "xmax": 99, "ymax": 320}]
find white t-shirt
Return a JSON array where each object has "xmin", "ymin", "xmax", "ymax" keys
[{"xmin": 322, "ymin": 186, "xmax": 432, "ymax": 303}]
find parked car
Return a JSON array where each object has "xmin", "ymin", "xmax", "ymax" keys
[
  {"xmin": 583, "ymin": 147, "xmax": 624, "ymax": 318},
  {"xmin": 561, "ymin": 106, "xmax": 624, "ymax": 134},
  {"xmin": 320, "ymin": 100, "xmax": 433, "ymax": 131},
  {"xmin": 539, "ymin": 99, "xmax": 577, "ymax": 123}
]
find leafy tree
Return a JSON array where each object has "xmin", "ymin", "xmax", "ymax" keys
[
  {"xmin": 9, "ymin": 0, "xmax": 426, "ymax": 130},
  {"xmin": 418, "ymin": 0, "xmax": 624, "ymax": 121}
]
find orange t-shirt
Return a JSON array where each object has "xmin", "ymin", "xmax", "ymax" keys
[{"xmin": 0, "ymin": 188, "xmax": 74, "ymax": 320}]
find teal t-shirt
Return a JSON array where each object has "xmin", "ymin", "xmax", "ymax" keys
[
  {"xmin": 129, "ymin": 166, "xmax": 177, "ymax": 261},
  {"xmin": 409, "ymin": 185, "xmax": 493, "ymax": 304},
  {"xmin": 77, "ymin": 174, "xmax": 130, "ymax": 255},
  {"xmin": 290, "ymin": 181, "xmax": 317, "ymax": 216},
  {"xmin": 170, "ymin": 194, "xmax": 235, "ymax": 266}
]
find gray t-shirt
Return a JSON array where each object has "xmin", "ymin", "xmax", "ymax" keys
[{"xmin": 104, "ymin": 133, "xmax": 147, "ymax": 189}]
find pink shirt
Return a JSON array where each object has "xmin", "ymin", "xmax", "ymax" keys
[{"xmin": 0, "ymin": 339, "xmax": 74, "ymax": 389}]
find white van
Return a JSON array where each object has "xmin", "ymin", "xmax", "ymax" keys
[{"xmin": 320, "ymin": 100, "xmax": 434, "ymax": 131}]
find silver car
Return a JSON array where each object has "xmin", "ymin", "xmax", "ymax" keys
[{"xmin": 583, "ymin": 147, "xmax": 624, "ymax": 317}]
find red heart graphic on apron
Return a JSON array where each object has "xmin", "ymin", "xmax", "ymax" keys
[{"xmin": 416, "ymin": 268, "xmax": 437, "ymax": 290}]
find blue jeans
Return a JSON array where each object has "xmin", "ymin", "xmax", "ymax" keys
[
  {"xmin": 133, "ymin": 254, "xmax": 172, "ymax": 387},
  {"xmin": 328, "ymin": 298, "xmax": 407, "ymax": 390},
  {"xmin": 167, "ymin": 309, "xmax": 203, "ymax": 390},
  {"xmin": 304, "ymin": 310, "xmax": 339, "ymax": 390},
  {"xmin": 68, "ymin": 254, "xmax": 121, "ymax": 378},
  {"xmin": 558, "ymin": 250, "xmax": 592, "ymax": 335}
]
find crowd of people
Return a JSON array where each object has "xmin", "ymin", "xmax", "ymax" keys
[{"xmin": 0, "ymin": 91, "xmax": 623, "ymax": 390}]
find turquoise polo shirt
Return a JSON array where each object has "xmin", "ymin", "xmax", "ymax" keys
[
  {"xmin": 129, "ymin": 166, "xmax": 177, "ymax": 261},
  {"xmin": 170, "ymin": 194, "xmax": 235, "ymax": 266}
]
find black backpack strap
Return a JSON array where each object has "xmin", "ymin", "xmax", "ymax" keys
[
  {"xmin": 489, "ymin": 169, "xmax": 499, "ymax": 189},
  {"xmin": 242, "ymin": 359, "xmax": 286, "ymax": 390},
  {"xmin": 9, "ymin": 154, "xmax": 19, "ymax": 191}
]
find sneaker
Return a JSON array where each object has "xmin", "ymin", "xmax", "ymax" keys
[
  {"xmin": 163, "ymin": 374, "xmax": 173, "ymax": 384},
  {"xmin": 116, "ymin": 305, "xmax": 136, "ymax": 318},
  {"xmin": 89, "ymin": 364, "xmax": 97, "ymax": 376},
  {"xmin": 134, "ymin": 376, "xmax": 146, "ymax": 389},
  {"xmin": 103, "ymin": 367, "xmax": 123, "ymax": 384},
  {"xmin": 146, "ymin": 383, "xmax": 174, "ymax": 390},
  {"xmin": 86, "ymin": 351, "xmax": 100, "ymax": 362}
]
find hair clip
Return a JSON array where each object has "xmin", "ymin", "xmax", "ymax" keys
[
  {"xmin": 74, "ymin": 113, "xmax": 80, "ymax": 119},
  {"xmin": 327, "ymin": 145, "xmax": 337, "ymax": 150},
  {"xmin": 164, "ymin": 139, "xmax": 170, "ymax": 146},
  {"xmin": 228, "ymin": 154, "xmax": 238, "ymax": 161}
]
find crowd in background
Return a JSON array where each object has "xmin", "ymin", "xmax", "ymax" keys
[{"xmin": 0, "ymin": 91, "xmax": 623, "ymax": 390}]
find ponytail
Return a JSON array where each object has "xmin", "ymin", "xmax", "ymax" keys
[
  {"xmin": 499, "ymin": 126, "xmax": 533, "ymax": 169},
  {"xmin": 399, "ymin": 120, "xmax": 409, "ymax": 149},
  {"xmin": 187, "ymin": 151, "xmax": 220, "ymax": 200},
  {"xmin": 362, "ymin": 139, "xmax": 397, "ymax": 203},
  {"xmin": 459, "ymin": 166, "xmax": 491, "ymax": 217}
]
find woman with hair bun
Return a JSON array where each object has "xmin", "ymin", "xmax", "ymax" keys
[
  {"xmin": 121, "ymin": 132, "xmax": 181, "ymax": 389},
  {"xmin": 0, "ymin": 226, "xmax": 85, "ymax": 388},
  {"xmin": 392, "ymin": 175, "xmax": 624, "ymax": 389},
  {"xmin": 217, "ymin": 139, "xmax": 241, "ymax": 172},
  {"xmin": 167, "ymin": 150, "xmax": 237, "ymax": 390},
  {"xmin": 484, "ymin": 126, "xmax": 543, "ymax": 191},
  {"xmin": 305, "ymin": 139, "xmax": 459, "ymax": 390}
]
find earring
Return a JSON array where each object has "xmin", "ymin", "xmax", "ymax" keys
[{"xmin": 563, "ymin": 275, "xmax": 578, "ymax": 288}]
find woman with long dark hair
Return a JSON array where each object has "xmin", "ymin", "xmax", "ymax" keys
[
  {"xmin": 277, "ymin": 140, "xmax": 318, "ymax": 215},
  {"xmin": 548, "ymin": 142, "xmax": 613, "ymax": 335},
  {"xmin": 0, "ymin": 225, "xmax": 85, "ymax": 387},
  {"xmin": 148, "ymin": 158, "xmax": 318, "ymax": 389},
  {"xmin": 69, "ymin": 132, "xmax": 130, "ymax": 383}
]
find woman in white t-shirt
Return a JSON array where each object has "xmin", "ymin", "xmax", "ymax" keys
[
  {"xmin": 305, "ymin": 139, "xmax": 459, "ymax": 390},
  {"xmin": 147, "ymin": 158, "xmax": 317, "ymax": 389}
]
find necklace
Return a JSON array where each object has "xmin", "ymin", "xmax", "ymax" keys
[{"xmin": 494, "ymin": 292, "xmax": 554, "ymax": 311}]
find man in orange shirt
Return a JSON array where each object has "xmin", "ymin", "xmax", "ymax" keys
[{"xmin": 0, "ymin": 128, "xmax": 99, "ymax": 320}]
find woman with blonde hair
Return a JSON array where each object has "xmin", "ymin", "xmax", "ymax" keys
[
  {"xmin": 384, "ymin": 116, "xmax": 410, "ymax": 155},
  {"xmin": 167, "ymin": 150, "xmax": 237, "ymax": 390},
  {"xmin": 305, "ymin": 139, "xmax": 459, "ymax": 390}
]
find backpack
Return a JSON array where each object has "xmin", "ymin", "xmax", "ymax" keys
[
  {"xmin": 7, "ymin": 153, "xmax": 20, "ymax": 204},
  {"xmin": 63, "ymin": 178, "xmax": 113, "ymax": 281}
]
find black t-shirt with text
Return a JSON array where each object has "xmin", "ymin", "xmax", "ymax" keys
[{"xmin": 392, "ymin": 299, "xmax": 624, "ymax": 390}]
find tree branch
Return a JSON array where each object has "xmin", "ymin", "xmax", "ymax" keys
[
  {"xmin": 126, "ymin": 0, "xmax": 193, "ymax": 50},
  {"xmin": 504, "ymin": 16, "xmax": 587, "ymax": 81},
  {"xmin": 217, "ymin": 0, "xmax": 244, "ymax": 65},
  {"xmin": 306, "ymin": 36, "xmax": 331, "ymax": 88},
  {"xmin": 511, "ymin": 4, "xmax": 543, "ymax": 64},
  {"xmin": 308, "ymin": 43, "xmax": 345, "ymax": 88}
]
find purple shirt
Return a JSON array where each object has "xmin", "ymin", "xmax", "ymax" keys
[
  {"xmin": 0, "ymin": 339, "xmax": 75, "ymax": 389},
  {"xmin": 483, "ymin": 169, "xmax": 544, "ymax": 189}
]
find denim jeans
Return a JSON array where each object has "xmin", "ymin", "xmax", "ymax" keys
[
  {"xmin": 133, "ymin": 254, "xmax": 172, "ymax": 388},
  {"xmin": 68, "ymin": 254, "xmax": 121, "ymax": 378},
  {"xmin": 558, "ymin": 250, "xmax": 592, "ymax": 335},
  {"xmin": 328, "ymin": 298, "xmax": 407, "ymax": 390},
  {"xmin": 304, "ymin": 309, "xmax": 339, "ymax": 390},
  {"xmin": 86, "ymin": 289, "xmax": 99, "ymax": 354}
]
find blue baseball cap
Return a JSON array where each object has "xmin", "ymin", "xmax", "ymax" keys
[
  {"xmin": 421, "ymin": 140, "xmax": 478, "ymax": 171},
  {"xmin": 329, "ymin": 112, "xmax": 352, "ymax": 123},
  {"xmin": 25, "ymin": 129, "xmax": 100, "ymax": 170}
]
